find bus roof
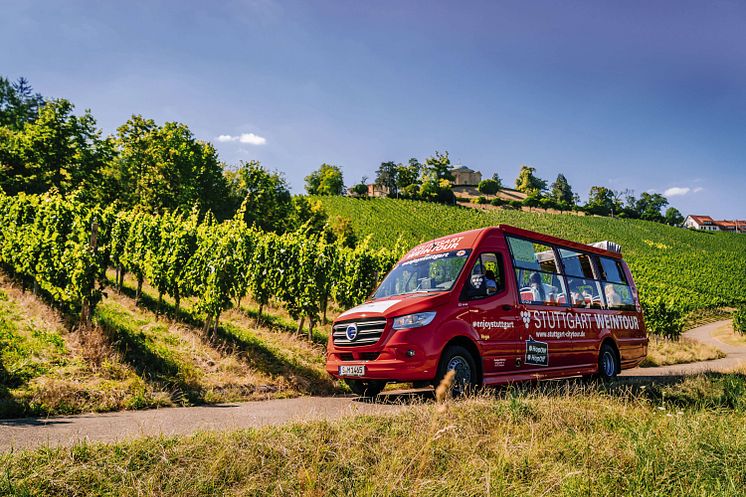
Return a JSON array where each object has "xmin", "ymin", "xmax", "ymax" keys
[{"xmin": 402, "ymin": 225, "xmax": 623, "ymax": 261}]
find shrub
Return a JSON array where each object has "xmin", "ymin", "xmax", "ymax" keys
[
  {"xmin": 471, "ymin": 196, "xmax": 488, "ymax": 205},
  {"xmin": 642, "ymin": 296, "xmax": 684, "ymax": 339},
  {"xmin": 508, "ymin": 200, "xmax": 523, "ymax": 209},
  {"xmin": 477, "ymin": 179, "xmax": 500, "ymax": 195},
  {"xmin": 490, "ymin": 197, "xmax": 505, "ymax": 207},
  {"xmin": 734, "ymin": 307, "xmax": 746, "ymax": 335}
]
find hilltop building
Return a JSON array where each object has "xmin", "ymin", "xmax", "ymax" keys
[
  {"xmin": 684, "ymin": 215, "xmax": 746, "ymax": 233},
  {"xmin": 451, "ymin": 165, "xmax": 482, "ymax": 186}
]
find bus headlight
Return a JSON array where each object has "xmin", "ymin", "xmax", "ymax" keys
[{"xmin": 392, "ymin": 312, "xmax": 436, "ymax": 330}]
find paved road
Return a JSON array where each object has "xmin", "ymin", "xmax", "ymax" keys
[
  {"xmin": 620, "ymin": 319, "xmax": 745, "ymax": 377},
  {"xmin": 1, "ymin": 319, "xmax": 742, "ymax": 453}
]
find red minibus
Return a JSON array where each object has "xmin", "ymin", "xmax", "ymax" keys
[{"xmin": 326, "ymin": 225, "xmax": 648, "ymax": 396}]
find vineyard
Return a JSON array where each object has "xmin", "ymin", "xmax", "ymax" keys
[
  {"xmin": 1, "ymin": 192, "xmax": 745, "ymax": 345},
  {"xmin": 0, "ymin": 192, "xmax": 398, "ymax": 339},
  {"xmin": 319, "ymin": 197, "xmax": 746, "ymax": 321}
]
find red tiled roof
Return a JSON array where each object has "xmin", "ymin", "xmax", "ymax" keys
[
  {"xmin": 688, "ymin": 215, "xmax": 715, "ymax": 224},
  {"xmin": 714, "ymin": 220, "xmax": 746, "ymax": 228}
]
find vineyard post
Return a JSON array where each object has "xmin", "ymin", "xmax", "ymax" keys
[{"xmin": 81, "ymin": 219, "xmax": 99, "ymax": 326}]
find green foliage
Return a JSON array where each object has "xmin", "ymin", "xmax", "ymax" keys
[
  {"xmin": 112, "ymin": 115, "xmax": 228, "ymax": 214},
  {"xmin": 471, "ymin": 196, "xmax": 488, "ymax": 204},
  {"xmin": 585, "ymin": 186, "xmax": 617, "ymax": 216},
  {"xmin": 641, "ymin": 296, "xmax": 684, "ymax": 339},
  {"xmin": 514, "ymin": 165, "xmax": 547, "ymax": 194},
  {"xmin": 304, "ymin": 163, "xmax": 345, "ymax": 196},
  {"xmin": 477, "ymin": 179, "xmax": 499, "ymax": 195},
  {"xmin": 0, "ymin": 192, "xmax": 109, "ymax": 321},
  {"xmin": 0, "ymin": 98, "xmax": 111, "ymax": 198},
  {"xmin": 374, "ymin": 161, "xmax": 398, "ymax": 197},
  {"xmin": 422, "ymin": 151, "xmax": 453, "ymax": 182},
  {"xmin": 350, "ymin": 180, "xmax": 368, "ymax": 197},
  {"xmin": 734, "ymin": 307, "xmax": 746, "ymax": 335},
  {"xmin": 224, "ymin": 160, "xmax": 292, "ymax": 230},
  {"xmin": 396, "ymin": 158, "xmax": 422, "ymax": 190},
  {"xmin": 0, "ymin": 76, "xmax": 44, "ymax": 130},
  {"xmin": 665, "ymin": 207, "xmax": 685, "ymax": 227},
  {"xmin": 549, "ymin": 173, "xmax": 575, "ymax": 209},
  {"xmin": 635, "ymin": 192, "xmax": 669, "ymax": 223}
]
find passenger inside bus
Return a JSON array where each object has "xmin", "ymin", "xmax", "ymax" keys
[
  {"xmin": 484, "ymin": 270, "xmax": 497, "ymax": 295},
  {"xmin": 605, "ymin": 284, "xmax": 622, "ymax": 307}
]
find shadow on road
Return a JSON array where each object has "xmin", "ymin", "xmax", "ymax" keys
[{"xmin": 354, "ymin": 371, "xmax": 746, "ymax": 411}]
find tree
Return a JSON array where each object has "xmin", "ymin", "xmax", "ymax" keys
[
  {"xmin": 585, "ymin": 186, "xmax": 616, "ymax": 216},
  {"xmin": 224, "ymin": 161, "xmax": 292, "ymax": 231},
  {"xmin": 375, "ymin": 161, "xmax": 398, "ymax": 197},
  {"xmin": 665, "ymin": 207, "xmax": 684, "ymax": 226},
  {"xmin": 636, "ymin": 192, "xmax": 669, "ymax": 222},
  {"xmin": 0, "ymin": 76, "xmax": 44, "ymax": 130},
  {"xmin": 549, "ymin": 174, "xmax": 575, "ymax": 209},
  {"xmin": 350, "ymin": 177, "xmax": 368, "ymax": 197},
  {"xmin": 112, "ymin": 115, "xmax": 228, "ymax": 214},
  {"xmin": 304, "ymin": 163, "xmax": 345, "ymax": 195},
  {"xmin": 423, "ymin": 151, "xmax": 454, "ymax": 182},
  {"xmin": 419, "ymin": 177, "xmax": 455, "ymax": 204},
  {"xmin": 490, "ymin": 172, "xmax": 503, "ymax": 189},
  {"xmin": 0, "ymin": 98, "xmax": 111, "ymax": 197},
  {"xmin": 478, "ymin": 178, "xmax": 500, "ymax": 195},
  {"xmin": 514, "ymin": 165, "xmax": 547, "ymax": 195},
  {"xmin": 396, "ymin": 158, "xmax": 421, "ymax": 190}
]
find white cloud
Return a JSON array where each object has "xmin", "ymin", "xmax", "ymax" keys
[
  {"xmin": 693, "ymin": 187, "xmax": 704, "ymax": 193},
  {"xmin": 215, "ymin": 132, "xmax": 267, "ymax": 145},
  {"xmin": 664, "ymin": 187, "xmax": 691, "ymax": 197},
  {"xmin": 238, "ymin": 133, "xmax": 266, "ymax": 145}
]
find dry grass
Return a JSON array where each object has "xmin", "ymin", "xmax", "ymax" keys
[
  {"xmin": 1, "ymin": 270, "xmax": 339, "ymax": 418},
  {"xmin": 3, "ymin": 375, "xmax": 746, "ymax": 496},
  {"xmin": 0, "ymin": 275, "xmax": 171, "ymax": 417},
  {"xmin": 640, "ymin": 336, "xmax": 725, "ymax": 367},
  {"xmin": 713, "ymin": 321, "xmax": 746, "ymax": 347}
]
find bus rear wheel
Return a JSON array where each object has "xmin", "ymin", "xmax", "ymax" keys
[
  {"xmin": 345, "ymin": 379, "xmax": 386, "ymax": 398},
  {"xmin": 597, "ymin": 342, "xmax": 619, "ymax": 380}
]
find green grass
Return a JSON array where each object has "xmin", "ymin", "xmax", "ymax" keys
[
  {"xmin": 2, "ymin": 374, "xmax": 746, "ymax": 496},
  {"xmin": 319, "ymin": 197, "xmax": 746, "ymax": 313},
  {"xmin": 0, "ymin": 284, "xmax": 166, "ymax": 418}
]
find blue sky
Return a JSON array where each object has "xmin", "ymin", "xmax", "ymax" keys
[{"xmin": 2, "ymin": 0, "xmax": 745, "ymax": 218}]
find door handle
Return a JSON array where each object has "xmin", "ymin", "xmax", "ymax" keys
[{"xmin": 502, "ymin": 304, "xmax": 513, "ymax": 311}]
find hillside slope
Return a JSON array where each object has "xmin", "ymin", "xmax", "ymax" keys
[
  {"xmin": 319, "ymin": 197, "xmax": 746, "ymax": 312},
  {"xmin": 0, "ymin": 273, "xmax": 335, "ymax": 418}
]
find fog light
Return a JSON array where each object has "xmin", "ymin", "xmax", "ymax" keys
[{"xmin": 406, "ymin": 349, "xmax": 416, "ymax": 357}]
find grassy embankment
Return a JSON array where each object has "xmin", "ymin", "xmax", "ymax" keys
[
  {"xmin": 2, "ymin": 374, "xmax": 746, "ymax": 496},
  {"xmin": 0, "ymin": 271, "xmax": 336, "ymax": 419}
]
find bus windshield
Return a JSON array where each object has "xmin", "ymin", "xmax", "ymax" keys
[{"xmin": 373, "ymin": 250, "xmax": 472, "ymax": 299}]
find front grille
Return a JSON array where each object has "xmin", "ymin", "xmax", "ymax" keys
[{"xmin": 333, "ymin": 318, "xmax": 387, "ymax": 347}]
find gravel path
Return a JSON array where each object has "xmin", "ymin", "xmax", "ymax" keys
[{"xmin": 1, "ymin": 319, "xmax": 742, "ymax": 452}]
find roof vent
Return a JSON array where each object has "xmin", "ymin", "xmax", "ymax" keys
[{"xmin": 588, "ymin": 241, "xmax": 622, "ymax": 254}]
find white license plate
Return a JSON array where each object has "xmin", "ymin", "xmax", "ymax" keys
[{"xmin": 338, "ymin": 365, "xmax": 366, "ymax": 377}]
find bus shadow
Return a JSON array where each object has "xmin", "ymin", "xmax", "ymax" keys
[{"xmin": 356, "ymin": 371, "xmax": 746, "ymax": 410}]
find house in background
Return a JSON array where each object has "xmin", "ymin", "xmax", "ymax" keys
[
  {"xmin": 451, "ymin": 165, "xmax": 482, "ymax": 186},
  {"xmin": 366, "ymin": 183, "xmax": 389, "ymax": 197},
  {"xmin": 684, "ymin": 215, "xmax": 746, "ymax": 233}
]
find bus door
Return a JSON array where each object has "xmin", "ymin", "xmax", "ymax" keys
[{"xmin": 461, "ymin": 251, "xmax": 522, "ymax": 376}]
